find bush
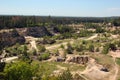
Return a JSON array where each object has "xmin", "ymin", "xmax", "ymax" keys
[
  {"xmin": 102, "ymin": 43, "xmax": 110, "ymax": 54},
  {"xmin": 74, "ymin": 44, "xmax": 84, "ymax": 52},
  {"xmin": 0, "ymin": 62, "xmax": 6, "ymax": 72},
  {"xmin": 78, "ymin": 30, "xmax": 92, "ymax": 37},
  {"xmin": 39, "ymin": 52, "xmax": 50, "ymax": 60},
  {"xmin": 109, "ymin": 43, "xmax": 116, "ymax": 51},
  {"xmin": 4, "ymin": 61, "xmax": 34, "ymax": 80},
  {"xmin": 29, "ymin": 49, "xmax": 37, "ymax": 56},
  {"xmin": 37, "ymin": 45, "xmax": 46, "ymax": 53},
  {"xmin": 117, "ymin": 41, "xmax": 120, "ymax": 47},
  {"xmin": 0, "ymin": 72, "xmax": 6, "ymax": 80},
  {"xmin": 66, "ymin": 43, "xmax": 74, "ymax": 54},
  {"xmin": 53, "ymin": 26, "xmax": 73, "ymax": 34},
  {"xmin": 39, "ymin": 36, "xmax": 56, "ymax": 44},
  {"xmin": 116, "ymin": 58, "xmax": 120, "ymax": 65},
  {"xmin": 5, "ymin": 47, "xmax": 18, "ymax": 56},
  {"xmin": 88, "ymin": 44, "xmax": 94, "ymax": 52},
  {"xmin": 5, "ymin": 44, "xmax": 28, "ymax": 56},
  {"xmin": 96, "ymin": 27, "xmax": 105, "ymax": 33},
  {"xmin": 96, "ymin": 47, "xmax": 99, "ymax": 52},
  {"xmin": 60, "ymin": 44, "xmax": 64, "ymax": 49},
  {"xmin": 17, "ymin": 45, "xmax": 28, "ymax": 55}
]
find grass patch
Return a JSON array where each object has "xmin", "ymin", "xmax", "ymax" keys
[
  {"xmin": 90, "ymin": 54, "xmax": 114, "ymax": 69},
  {"xmin": 31, "ymin": 61, "xmax": 85, "ymax": 75},
  {"xmin": 52, "ymin": 62, "xmax": 86, "ymax": 71},
  {"xmin": 116, "ymin": 58, "xmax": 120, "ymax": 65}
]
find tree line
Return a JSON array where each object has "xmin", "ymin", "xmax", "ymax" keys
[{"xmin": 0, "ymin": 15, "xmax": 119, "ymax": 29}]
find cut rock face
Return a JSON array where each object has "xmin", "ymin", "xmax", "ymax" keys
[
  {"xmin": 65, "ymin": 55, "xmax": 89, "ymax": 64},
  {"xmin": 16, "ymin": 26, "xmax": 52, "ymax": 37},
  {"xmin": 0, "ymin": 30, "xmax": 25, "ymax": 49}
]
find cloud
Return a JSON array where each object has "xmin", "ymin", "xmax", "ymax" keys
[{"xmin": 107, "ymin": 8, "xmax": 120, "ymax": 12}]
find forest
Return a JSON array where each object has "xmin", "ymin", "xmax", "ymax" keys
[{"xmin": 0, "ymin": 15, "xmax": 120, "ymax": 29}]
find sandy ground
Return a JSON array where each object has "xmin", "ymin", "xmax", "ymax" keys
[
  {"xmin": 109, "ymin": 50, "xmax": 120, "ymax": 58},
  {"xmin": 85, "ymin": 34, "xmax": 98, "ymax": 40},
  {"xmin": 1, "ymin": 56, "xmax": 18, "ymax": 63},
  {"xmin": 109, "ymin": 58, "xmax": 119, "ymax": 80},
  {"xmin": 82, "ymin": 51, "xmax": 119, "ymax": 80},
  {"xmin": 30, "ymin": 40, "xmax": 38, "ymax": 52},
  {"xmin": 81, "ymin": 58, "xmax": 110, "ymax": 80},
  {"xmin": 108, "ymin": 50, "xmax": 120, "ymax": 80}
]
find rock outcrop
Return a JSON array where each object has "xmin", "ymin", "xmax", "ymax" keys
[
  {"xmin": 17, "ymin": 26, "xmax": 52, "ymax": 37},
  {"xmin": 0, "ymin": 30, "xmax": 25, "ymax": 49},
  {"xmin": 65, "ymin": 55, "xmax": 89, "ymax": 64}
]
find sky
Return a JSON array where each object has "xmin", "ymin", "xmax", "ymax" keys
[{"xmin": 0, "ymin": 0, "xmax": 120, "ymax": 17}]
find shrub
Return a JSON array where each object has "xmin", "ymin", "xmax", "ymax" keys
[
  {"xmin": 39, "ymin": 36, "xmax": 56, "ymax": 44},
  {"xmin": 39, "ymin": 52, "xmax": 50, "ymax": 60},
  {"xmin": 0, "ymin": 62, "xmax": 6, "ymax": 72},
  {"xmin": 66, "ymin": 43, "xmax": 74, "ymax": 54},
  {"xmin": 74, "ymin": 44, "xmax": 84, "ymax": 52},
  {"xmin": 0, "ymin": 72, "xmax": 6, "ymax": 80},
  {"xmin": 29, "ymin": 49, "xmax": 37, "ymax": 56},
  {"xmin": 96, "ymin": 47, "xmax": 99, "ymax": 52},
  {"xmin": 37, "ymin": 45, "xmax": 46, "ymax": 53},
  {"xmin": 60, "ymin": 44, "xmax": 64, "ymax": 49},
  {"xmin": 109, "ymin": 43, "xmax": 116, "ymax": 51},
  {"xmin": 4, "ymin": 61, "xmax": 34, "ymax": 80},
  {"xmin": 116, "ymin": 58, "xmax": 120, "ymax": 65},
  {"xmin": 96, "ymin": 27, "xmax": 105, "ymax": 33},
  {"xmin": 88, "ymin": 44, "xmax": 94, "ymax": 52},
  {"xmin": 53, "ymin": 26, "xmax": 73, "ymax": 34},
  {"xmin": 102, "ymin": 43, "xmax": 110, "ymax": 54}
]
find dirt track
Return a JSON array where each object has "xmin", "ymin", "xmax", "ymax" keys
[
  {"xmin": 110, "ymin": 58, "xmax": 118, "ymax": 80},
  {"xmin": 46, "ymin": 34, "xmax": 98, "ymax": 50},
  {"xmin": 1, "ymin": 56, "xmax": 18, "ymax": 63}
]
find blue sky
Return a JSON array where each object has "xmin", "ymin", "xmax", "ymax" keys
[{"xmin": 0, "ymin": 0, "xmax": 120, "ymax": 17}]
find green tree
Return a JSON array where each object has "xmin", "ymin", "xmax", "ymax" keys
[
  {"xmin": 66, "ymin": 43, "xmax": 73, "ymax": 54},
  {"xmin": 96, "ymin": 27, "xmax": 105, "ymax": 33},
  {"xmin": 96, "ymin": 47, "xmax": 99, "ymax": 52},
  {"xmin": 60, "ymin": 44, "xmax": 64, "ymax": 49},
  {"xmin": 109, "ymin": 43, "xmax": 116, "ymax": 51},
  {"xmin": 17, "ymin": 45, "xmax": 28, "ymax": 55},
  {"xmin": 38, "ymin": 52, "xmax": 50, "ymax": 61},
  {"xmin": 37, "ymin": 45, "xmax": 46, "ymax": 53},
  {"xmin": 102, "ymin": 43, "xmax": 110, "ymax": 54},
  {"xmin": 4, "ymin": 61, "xmax": 34, "ymax": 80},
  {"xmin": 88, "ymin": 44, "xmax": 94, "ymax": 52},
  {"xmin": 29, "ymin": 49, "xmax": 37, "ymax": 56},
  {"xmin": 74, "ymin": 44, "xmax": 84, "ymax": 52},
  {"xmin": 117, "ymin": 41, "xmax": 120, "ymax": 47}
]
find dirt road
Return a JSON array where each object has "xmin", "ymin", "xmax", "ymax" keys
[
  {"xmin": 30, "ymin": 40, "xmax": 38, "ymax": 51},
  {"xmin": 1, "ymin": 56, "xmax": 18, "ymax": 63},
  {"xmin": 46, "ymin": 34, "xmax": 98, "ymax": 50},
  {"xmin": 109, "ymin": 51, "xmax": 120, "ymax": 80},
  {"xmin": 110, "ymin": 58, "xmax": 119, "ymax": 80},
  {"xmin": 46, "ymin": 41, "xmax": 74, "ymax": 50},
  {"xmin": 85, "ymin": 34, "xmax": 98, "ymax": 40}
]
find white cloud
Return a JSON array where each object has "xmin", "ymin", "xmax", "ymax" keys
[{"xmin": 107, "ymin": 8, "xmax": 120, "ymax": 12}]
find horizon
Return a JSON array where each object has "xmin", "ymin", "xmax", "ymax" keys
[
  {"xmin": 0, "ymin": 14, "xmax": 120, "ymax": 18},
  {"xmin": 0, "ymin": 0, "xmax": 120, "ymax": 17}
]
